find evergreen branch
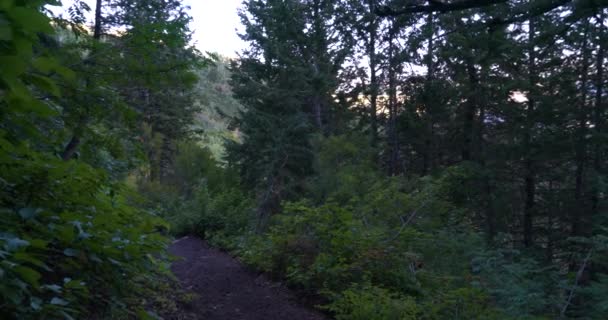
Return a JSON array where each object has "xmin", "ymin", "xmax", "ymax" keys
[{"xmin": 376, "ymin": 0, "xmax": 509, "ymax": 16}]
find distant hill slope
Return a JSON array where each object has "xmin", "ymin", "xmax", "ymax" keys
[{"xmin": 192, "ymin": 56, "xmax": 243, "ymax": 160}]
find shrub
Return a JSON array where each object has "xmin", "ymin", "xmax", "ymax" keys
[
  {"xmin": 236, "ymin": 167, "xmax": 512, "ymax": 319},
  {"xmin": 202, "ymin": 186, "xmax": 253, "ymax": 250},
  {"xmin": 424, "ymin": 288, "xmax": 507, "ymax": 320},
  {"xmin": 139, "ymin": 141, "xmax": 254, "ymax": 249},
  {"xmin": 0, "ymin": 140, "xmax": 168, "ymax": 319},
  {"xmin": 324, "ymin": 283, "xmax": 420, "ymax": 320}
]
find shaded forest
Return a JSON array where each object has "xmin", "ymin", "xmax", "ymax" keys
[{"xmin": 1, "ymin": 0, "xmax": 608, "ymax": 319}]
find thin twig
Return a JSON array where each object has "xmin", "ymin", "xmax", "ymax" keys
[
  {"xmin": 560, "ymin": 250, "xmax": 593, "ymax": 318},
  {"xmin": 388, "ymin": 199, "xmax": 430, "ymax": 242}
]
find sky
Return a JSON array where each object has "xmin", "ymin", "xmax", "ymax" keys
[
  {"xmin": 183, "ymin": 0, "xmax": 246, "ymax": 56},
  {"xmin": 50, "ymin": 0, "xmax": 247, "ymax": 57}
]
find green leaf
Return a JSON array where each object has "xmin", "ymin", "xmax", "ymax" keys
[
  {"xmin": 30, "ymin": 297, "xmax": 42, "ymax": 311},
  {"xmin": 59, "ymin": 311, "xmax": 76, "ymax": 320},
  {"xmin": 20, "ymin": 98, "xmax": 57, "ymax": 117},
  {"xmin": 0, "ymin": 1, "xmax": 14, "ymax": 10},
  {"xmin": 19, "ymin": 207, "xmax": 41, "ymax": 220},
  {"xmin": 55, "ymin": 65, "xmax": 76, "ymax": 82},
  {"xmin": 13, "ymin": 252, "xmax": 47, "ymax": 269},
  {"xmin": 58, "ymin": 226, "xmax": 75, "ymax": 243},
  {"xmin": 50, "ymin": 297, "xmax": 69, "ymax": 306},
  {"xmin": 32, "ymin": 57, "xmax": 58, "ymax": 73},
  {"xmin": 0, "ymin": 55, "xmax": 27, "ymax": 80},
  {"xmin": 137, "ymin": 309, "xmax": 162, "ymax": 320},
  {"xmin": 63, "ymin": 248, "xmax": 79, "ymax": 257},
  {"xmin": 12, "ymin": 36, "xmax": 32, "ymax": 57},
  {"xmin": 14, "ymin": 266, "xmax": 41, "ymax": 287},
  {"xmin": 7, "ymin": 7, "xmax": 53, "ymax": 34},
  {"xmin": 2, "ymin": 236, "xmax": 29, "ymax": 251},
  {"xmin": 29, "ymin": 239, "xmax": 48, "ymax": 249},
  {"xmin": 27, "ymin": 74, "xmax": 61, "ymax": 97},
  {"xmin": 43, "ymin": 284, "xmax": 62, "ymax": 293},
  {"xmin": 4, "ymin": 281, "xmax": 24, "ymax": 304},
  {"xmin": 64, "ymin": 279, "xmax": 85, "ymax": 289},
  {"xmin": 0, "ymin": 21, "xmax": 11, "ymax": 41}
]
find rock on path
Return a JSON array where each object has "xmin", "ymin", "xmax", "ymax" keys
[{"xmin": 169, "ymin": 236, "xmax": 328, "ymax": 320}]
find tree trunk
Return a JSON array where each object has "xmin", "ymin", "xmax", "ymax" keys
[
  {"xmin": 311, "ymin": 0, "xmax": 324, "ymax": 132},
  {"xmin": 592, "ymin": 10, "xmax": 605, "ymax": 215},
  {"xmin": 159, "ymin": 136, "xmax": 174, "ymax": 184},
  {"xmin": 387, "ymin": 21, "xmax": 399, "ymax": 175},
  {"xmin": 368, "ymin": 0, "xmax": 378, "ymax": 147},
  {"xmin": 477, "ymin": 77, "xmax": 496, "ymax": 242},
  {"xmin": 462, "ymin": 61, "xmax": 477, "ymax": 162},
  {"xmin": 423, "ymin": 10, "xmax": 435, "ymax": 174},
  {"xmin": 61, "ymin": 134, "xmax": 81, "ymax": 161},
  {"xmin": 61, "ymin": 0, "xmax": 103, "ymax": 161},
  {"xmin": 523, "ymin": 17, "xmax": 536, "ymax": 248},
  {"xmin": 572, "ymin": 19, "xmax": 591, "ymax": 237},
  {"xmin": 93, "ymin": 0, "xmax": 103, "ymax": 39}
]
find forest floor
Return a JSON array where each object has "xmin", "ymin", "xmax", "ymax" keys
[{"xmin": 169, "ymin": 236, "xmax": 328, "ymax": 320}]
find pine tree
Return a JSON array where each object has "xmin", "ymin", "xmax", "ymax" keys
[{"xmin": 230, "ymin": 0, "xmax": 353, "ymax": 227}]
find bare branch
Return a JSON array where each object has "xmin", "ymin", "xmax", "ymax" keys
[{"xmin": 561, "ymin": 250, "xmax": 593, "ymax": 318}]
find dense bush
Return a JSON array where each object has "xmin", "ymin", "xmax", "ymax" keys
[
  {"xmin": 0, "ymin": 2, "xmax": 179, "ymax": 318},
  {"xmin": 237, "ymin": 194, "xmax": 508, "ymax": 318},
  {"xmin": 323, "ymin": 283, "xmax": 420, "ymax": 320},
  {"xmin": 151, "ymin": 132, "xmax": 608, "ymax": 319},
  {"xmin": 0, "ymin": 140, "xmax": 169, "ymax": 319},
  {"xmin": 221, "ymin": 135, "xmax": 557, "ymax": 319},
  {"xmin": 141, "ymin": 141, "xmax": 254, "ymax": 250}
]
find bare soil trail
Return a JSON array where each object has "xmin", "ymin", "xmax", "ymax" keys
[{"xmin": 169, "ymin": 236, "xmax": 328, "ymax": 320}]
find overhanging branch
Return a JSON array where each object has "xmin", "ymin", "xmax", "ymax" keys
[
  {"xmin": 376, "ymin": 0, "xmax": 509, "ymax": 16},
  {"xmin": 376, "ymin": 0, "xmax": 585, "ymax": 18}
]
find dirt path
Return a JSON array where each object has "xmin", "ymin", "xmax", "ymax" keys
[{"xmin": 169, "ymin": 236, "xmax": 328, "ymax": 320}]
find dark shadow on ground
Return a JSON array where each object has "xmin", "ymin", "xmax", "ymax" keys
[{"xmin": 169, "ymin": 236, "xmax": 329, "ymax": 320}]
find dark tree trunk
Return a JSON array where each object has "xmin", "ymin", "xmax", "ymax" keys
[
  {"xmin": 592, "ymin": 11, "xmax": 605, "ymax": 215},
  {"xmin": 311, "ymin": 0, "xmax": 324, "ymax": 132},
  {"xmin": 387, "ymin": 21, "xmax": 400, "ymax": 175},
  {"xmin": 368, "ymin": 0, "xmax": 378, "ymax": 147},
  {"xmin": 61, "ymin": 0, "xmax": 103, "ymax": 161},
  {"xmin": 462, "ymin": 62, "xmax": 477, "ymax": 162},
  {"xmin": 149, "ymin": 150, "xmax": 160, "ymax": 182},
  {"xmin": 523, "ymin": 18, "xmax": 536, "ymax": 248},
  {"xmin": 61, "ymin": 134, "xmax": 81, "ymax": 161},
  {"xmin": 572, "ymin": 19, "xmax": 591, "ymax": 237},
  {"xmin": 422, "ymin": 10, "xmax": 435, "ymax": 174},
  {"xmin": 477, "ymin": 81, "xmax": 496, "ymax": 242},
  {"xmin": 93, "ymin": 0, "xmax": 103, "ymax": 39},
  {"xmin": 313, "ymin": 95, "xmax": 323, "ymax": 131},
  {"xmin": 159, "ymin": 136, "xmax": 174, "ymax": 184}
]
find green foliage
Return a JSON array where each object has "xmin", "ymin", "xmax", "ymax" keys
[
  {"xmin": 324, "ymin": 283, "xmax": 420, "ymax": 320},
  {"xmin": 581, "ymin": 274, "xmax": 608, "ymax": 318},
  {"xmin": 307, "ymin": 133, "xmax": 381, "ymax": 203},
  {"xmin": 0, "ymin": 1, "xmax": 189, "ymax": 318},
  {"xmin": 191, "ymin": 56, "xmax": 243, "ymax": 159},
  {"xmin": 1, "ymin": 1, "xmax": 71, "ymax": 139},
  {"xmin": 237, "ymin": 178, "xmax": 509, "ymax": 318},
  {"xmin": 235, "ymin": 139, "xmax": 510, "ymax": 318},
  {"xmin": 141, "ymin": 141, "xmax": 254, "ymax": 249},
  {"xmin": 202, "ymin": 186, "xmax": 253, "ymax": 249},
  {"xmin": 424, "ymin": 288, "xmax": 507, "ymax": 320},
  {"xmin": 472, "ymin": 248, "xmax": 559, "ymax": 317},
  {"xmin": 199, "ymin": 0, "xmax": 608, "ymax": 318},
  {"xmin": 0, "ymin": 137, "xmax": 168, "ymax": 319},
  {"xmin": 7, "ymin": 0, "xmax": 600, "ymax": 318}
]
